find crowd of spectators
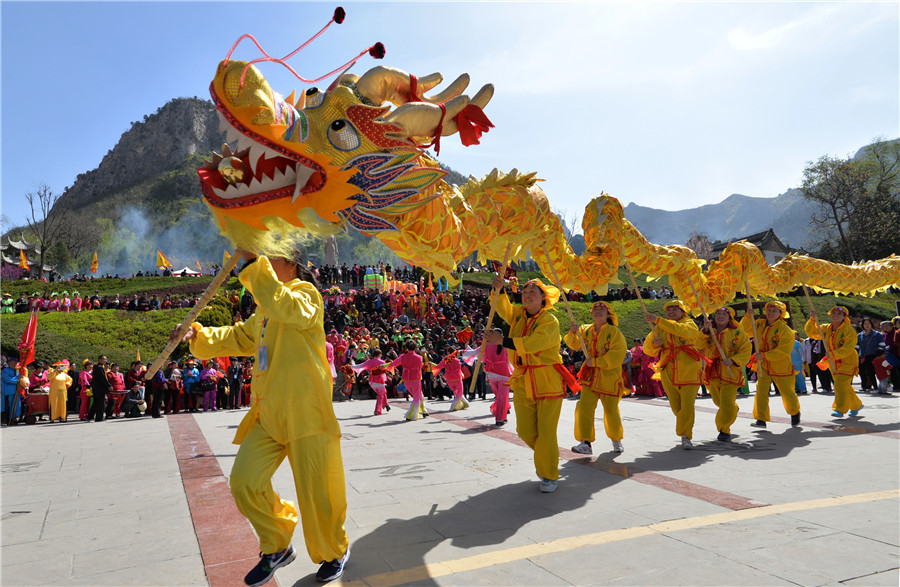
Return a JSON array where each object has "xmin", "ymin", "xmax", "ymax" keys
[
  {"xmin": 3, "ymin": 264, "xmax": 897, "ymax": 427},
  {"xmin": 3, "ymin": 290, "xmax": 201, "ymax": 313}
]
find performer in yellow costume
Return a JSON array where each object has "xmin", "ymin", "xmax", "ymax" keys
[
  {"xmin": 740, "ymin": 301, "xmax": 801, "ymax": 428},
  {"xmin": 805, "ymin": 306, "xmax": 863, "ymax": 418},
  {"xmin": 486, "ymin": 277, "xmax": 578, "ymax": 493},
  {"xmin": 643, "ymin": 300, "xmax": 705, "ymax": 449},
  {"xmin": 564, "ymin": 301, "xmax": 627, "ymax": 454},
  {"xmin": 48, "ymin": 360, "xmax": 72, "ymax": 423},
  {"xmin": 701, "ymin": 307, "xmax": 752, "ymax": 442},
  {"xmin": 179, "ymin": 250, "xmax": 349, "ymax": 586}
]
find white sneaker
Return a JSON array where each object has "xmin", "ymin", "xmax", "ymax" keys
[
  {"xmin": 681, "ymin": 435, "xmax": 693, "ymax": 450},
  {"xmin": 539, "ymin": 478, "xmax": 559, "ymax": 493},
  {"xmin": 571, "ymin": 441, "xmax": 592, "ymax": 455},
  {"xmin": 612, "ymin": 440, "xmax": 624, "ymax": 453}
]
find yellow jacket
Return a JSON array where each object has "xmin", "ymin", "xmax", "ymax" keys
[
  {"xmin": 190, "ymin": 256, "xmax": 339, "ymax": 445},
  {"xmin": 49, "ymin": 370, "xmax": 72, "ymax": 395},
  {"xmin": 564, "ymin": 323, "xmax": 626, "ymax": 396},
  {"xmin": 804, "ymin": 318, "xmax": 859, "ymax": 377},
  {"xmin": 643, "ymin": 316, "xmax": 704, "ymax": 386},
  {"xmin": 739, "ymin": 315, "xmax": 795, "ymax": 377},
  {"xmin": 701, "ymin": 326, "xmax": 752, "ymax": 385},
  {"xmin": 496, "ymin": 294, "xmax": 565, "ymax": 400}
]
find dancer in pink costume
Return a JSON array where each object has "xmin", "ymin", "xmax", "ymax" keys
[
  {"xmin": 325, "ymin": 340, "xmax": 337, "ymax": 381},
  {"xmin": 482, "ymin": 329, "xmax": 514, "ymax": 425},
  {"xmin": 435, "ymin": 349, "xmax": 469, "ymax": 411},
  {"xmin": 352, "ymin": 349, "xmax": 390, "ymax": 415},
  {"xmin": 388, "ymin": 340, "xmax": 428, "ymax": 420},
  {"xmin": 78, "ymin": 360, "xmax": 93, "ymax": 420}
]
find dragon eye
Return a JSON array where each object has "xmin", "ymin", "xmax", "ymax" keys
[
  {"xmin": 305, "ymin": 87, "xmax": 325, "ymax": 109},
  {"xmin": 327, "ymin": 119, "xmax": 360, "ymax": 151}
]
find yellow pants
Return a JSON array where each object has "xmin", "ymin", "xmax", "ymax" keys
[
  {"xmin": 753, "ymin": 373, "xmax": 800, "ymax": 420},
  {"xmin": 661, "ymin": 379, "xmax": 698, "ymax": 439},
  {"xmin": 230, "ymin": 425, "xmax": 349, "ymax": 562},
  {"xmin": 514, "ymin": 393, "xmax": 563, "ymax": 481},
  {"xmin": 832, "ymin": 373, "xmax": 863, "ymax": 414},
  {"xmin": 49, "ymin": 389, "xmax": 67, "ymax": 421},
  {"xmin": 707, "ymin": 380, "xmax": 739, "ymax": 434},
  {"xmin": 574, "ymin": 390, "xmax": 623, "ymax": 443}
]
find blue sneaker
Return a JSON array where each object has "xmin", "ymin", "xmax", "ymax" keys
[
  {"xmin": 848, "ymin": 408, "xmax": 861, "ymax": 416},
  {"xmin": 831, "ymin": 410, "xmax": 844, "ymax": 418},
  {"xmin": 540, "ymin": 478, "xmax": 559, "ymax": 493},
  {"xmin": 316, "ymin": 548, "xmax": 349, "ymax": 582},
  {"xmin": 244, "ymin": 545, "xmax": 295, "ymax": 586}
]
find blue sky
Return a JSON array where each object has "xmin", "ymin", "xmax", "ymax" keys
[{"xmin": 2, "ymin": 1, "xmax": 898, "ymax": 233}]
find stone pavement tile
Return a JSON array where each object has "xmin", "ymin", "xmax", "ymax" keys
[
  {"xmin": 447, "ymin": 557, "xmax": 589, "ymax": 586},
  {"xmin": 70, "ymin": 526, "xmax": 203, "ymax": 576},
  {"xmin": 840, "ymin": 567, "xmax": 899, "ymax": 586},
  {"xmin": 720, "ymin": 529, "xmax": 898, "ymax": 585},
  {"xmin": 2, "ymin": 553, "xmax": 75, "ymax": 586},
  {"xmin": 1, "ymin": 501, "xmax": 49, "ymax": 545},
  {"xmin": 781, "ymin": 500, "xmax": 900, "ymax": 547},
  {"xmin": 535, "ymin": 534, "xmax": 789, "ymax": 586},
  {"xmin": 61, "ymin": 554, "xmax": 207, "ymax": 586},
  {"xmin": 657, "ymin": 513, "xmax": 836, "ymax": 553}
]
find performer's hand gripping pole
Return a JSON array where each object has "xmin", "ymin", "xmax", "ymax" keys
[
  {"xmin": 744, "ymin": 279, "xmax": 765, "ymax": 377},
  {"xmin": 145, "ymin": 252, "xmax": 243, "ymax": 381},
  {"xmin": 541, "ymin": 245, "xmax": 591, "ymax": 366},
  {"xmin": 801, "ymin": 284, "xmax": 837, "ymax": 374},
  {"xmin": 686, "ymin": 274, "xmax": 734, "ymax": 378},
  {"xmin": 468, "ymin": 243, "xmax": 514, "ymax": 398}
]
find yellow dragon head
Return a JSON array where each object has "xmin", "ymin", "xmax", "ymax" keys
[{"xmin": 198, "ymin": 37, "xmax": 493, "ymax": 248}]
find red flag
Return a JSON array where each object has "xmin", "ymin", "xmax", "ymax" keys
[
  {"xmin": 490, "ymin": 260, "xmax": 501, "ymax": 273},
  {"xmin": 218, "ymin": 356, "xmax": 232, "ymax": 370},
  {"xmin": 18, "ymin": 310, "xmax": 38, "ymax": 367}
]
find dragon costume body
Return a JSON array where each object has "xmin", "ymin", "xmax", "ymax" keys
[{"xmin": 199, "ymin": 24, "xmax": 899, "ymax": 310}]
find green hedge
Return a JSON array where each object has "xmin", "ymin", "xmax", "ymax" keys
[{"xmin": 2, "ymin": 284, "xmax": 895, "ymax": 367}]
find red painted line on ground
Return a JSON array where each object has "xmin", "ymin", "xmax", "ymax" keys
[
  {"xmin": 167, "ymin": 414, "xmax": 266, "ymax": 587},
  {"xmin": 422, "ymin": 406, "xmax": 769, "ymax": 511},
  {"xmin": 623, "ymin": 396, "xmax": 900, "ymax": 439}
]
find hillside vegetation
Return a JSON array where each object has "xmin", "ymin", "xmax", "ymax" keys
[{"xmin": 3, "ymin": 274, "xmax": 895, "ymax": 367}]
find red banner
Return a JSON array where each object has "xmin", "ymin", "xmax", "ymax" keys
[{"xmin": 18, "ymin": 310, "xmax": 38, "ymax": 368}]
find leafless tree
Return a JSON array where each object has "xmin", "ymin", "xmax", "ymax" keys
[
  {"xmin": 685, "ymin": 231, "xmax": 714, "ymax": 261},
  {"xmin": 23, "ymin": 183, "xmax": 84, "ymax": 276}
]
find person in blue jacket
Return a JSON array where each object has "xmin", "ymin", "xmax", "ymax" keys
[
  {"xmin": 2, "ymin": 357, "xmax": 22, "ymax": 425},
  {"xmin": 182, "ymin": 360, "xmax": 200, "ymax": 413}
]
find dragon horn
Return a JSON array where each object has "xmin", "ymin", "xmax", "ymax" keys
[
  {"xmin": 356, "ymin": 66, "xmax": 470, "ymax": 106},
  {"xmin": 384, "ymin": 83, "xmax": 494, "ymax": 139}
]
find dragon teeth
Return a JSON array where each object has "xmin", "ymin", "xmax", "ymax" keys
[{"xmin": 291, "ymin": 165, "xmax": 315, "ymax": 204}]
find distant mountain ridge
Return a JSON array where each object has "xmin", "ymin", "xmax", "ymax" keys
[
  {"xmin": 623, "ymin": 188, "xmax": 812, "ymax": 249},
  {"xmin": 16, "ymin": 96, "xmax": 888, "ymax": 273}
]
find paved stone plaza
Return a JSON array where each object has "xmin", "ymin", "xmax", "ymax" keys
[{"xmin": 3, "ymin": 389, "xmax": 898, "ymax": 586}]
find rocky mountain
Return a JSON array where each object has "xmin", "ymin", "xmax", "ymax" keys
[
  {"xmin": 60, "ymin": 97, "xmax": 220, "ymax": 213},
  {"xmin": 623, "ymin": 188, "xmax": 813, "ymax": 250}
]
